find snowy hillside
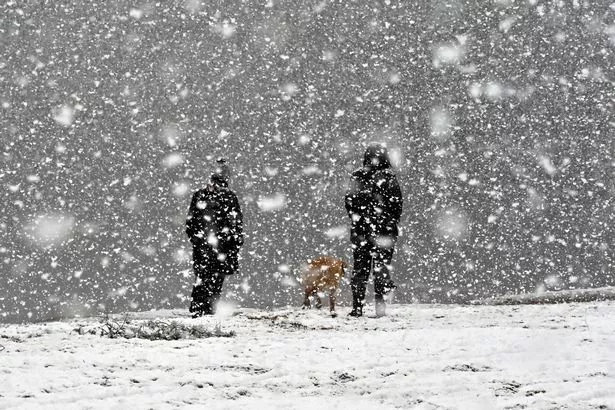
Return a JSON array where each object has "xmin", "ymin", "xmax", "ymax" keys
[
  {"xmin": 3, "ymin": 0, "xmax": 614, "ymax": 323},
  {"xmin": 2, "ymin": 301, "xmax": 614, "ymax": 409}
]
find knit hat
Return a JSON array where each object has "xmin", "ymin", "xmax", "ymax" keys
[{"xmin": 210, "ymin": 158, "xmax": 230, "ymax": 186}]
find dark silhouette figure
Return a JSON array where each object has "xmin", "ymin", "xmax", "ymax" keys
[
  {"xmin": 186, "ymin": 159, "xmax": 243, "ymax": 316},
  {"xmin": 345, "ymin": 144, "xmax": 403, "ymax": 317}
]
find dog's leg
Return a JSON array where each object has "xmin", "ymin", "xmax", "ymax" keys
[
  {"xmin": 314, "ymin": 293, "xmax": 323, "ymax": 309},
  {"xmin": 303, "ymin": 287, "xmax": 312, "ymax": 309},
  {"xmin": 329, "ymin": 289, "xmax": 337, "ymax": 317}
]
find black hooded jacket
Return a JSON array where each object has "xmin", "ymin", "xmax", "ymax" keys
[
  {"xmin": 345, "ymin": 167, "xmax": 374, "ymax": 245},
  {"xmin": 345, "ymin": 145, "xmax": 403, "ymax": 244},
  {"xmin": 185, "ymin": 181, "xmax": 243, "ymax": 248}
]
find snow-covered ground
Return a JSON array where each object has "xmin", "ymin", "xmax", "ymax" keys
[
  {"xmin": 1, "ymin": 302, "xmax": 614, "ymax": 409},
  {"xmin": 476, "ymin": 286, "xmax": 615, "ymax": 305}
]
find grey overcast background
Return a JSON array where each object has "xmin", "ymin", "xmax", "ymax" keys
[{"xmin": 1, "ymin": 0, "xmax": 614, "ymax": 323}]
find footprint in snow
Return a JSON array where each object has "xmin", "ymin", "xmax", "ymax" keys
[{"xmin": 443, "ymin": 363, "xmax": 491, "ymax": 372}]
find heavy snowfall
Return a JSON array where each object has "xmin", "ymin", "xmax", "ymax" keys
[{"xmin": 0, "ymin": 0, "xmax": 614, "ymax": 407}]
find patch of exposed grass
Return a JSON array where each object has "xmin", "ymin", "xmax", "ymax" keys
[{"xmin": 74, "ymin": 315, "xmax": 235, "ymax": 340}]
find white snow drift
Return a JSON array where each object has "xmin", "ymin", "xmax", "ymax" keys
[{"xmin": 1, "ymin": 301, "xmax": 613, "ymax": 409}]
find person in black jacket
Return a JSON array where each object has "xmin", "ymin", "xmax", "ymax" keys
[
  {"xmin": 345, "ymin": 143, "xmax": 403, "ymax": 317},
  {"xmin": 185, "ymin": 159, "xmax": 243, "ymax": 317}
]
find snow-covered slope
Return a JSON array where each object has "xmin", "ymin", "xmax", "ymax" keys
[
  {"xmin": 1, "ymin": 302, "xmax": 614, "ymax": 409},
  {"xmin": 476, "ymin": 286, "xmax": 615, "ymax": 305}
]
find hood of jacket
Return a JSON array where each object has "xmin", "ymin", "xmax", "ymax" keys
[{"xmin": 363, "ymin": 143, "xmax": 391, "ymax": 171}]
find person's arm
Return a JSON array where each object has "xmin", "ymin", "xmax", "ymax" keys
[
  {"xmin": 223, "ymin": 190, "xmax": 243, "ymax": 246},
  {"xmin": 385, "ymin": 174, "xmax": 403, "ymax": 223},
  {"xmin": 232, "ymin": 193, "xmax": 244, "ymax": 246},
  {"xmin": 344, "ymin": 191, "xmax": 354, "ymax": 217},
  {"xmin": 185, "ymin": 191, "xmax": 199, "ymax": 239},
  {"xmin": 345, "ymin": 174, "xmax": 364, "ymax": 218}
]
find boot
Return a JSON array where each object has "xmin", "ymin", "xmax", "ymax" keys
[
  {"xmin": 348, "ymin": 299, "xmax": 363, "ymax": 317},
  {"xmin": 375, "ymin": 294, "xmax": 386, "ymax": 317},
  {"xmin": 349, "ymin": 282, "xmax": 365, "ymax": 317}
]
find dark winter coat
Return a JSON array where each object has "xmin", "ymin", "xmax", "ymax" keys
[
  {"xmin": 345, "ymin": 145, "xmax": 403, "ymax": 245},
  {"xmin": 186, "ymin": 182, "xmax": 243, "ymax": 272},
  {"xmin": 345, "ymin": 167, "xmax": 375, "ymax": 245}
]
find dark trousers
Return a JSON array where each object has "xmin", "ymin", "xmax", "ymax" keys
[
  {"xmin": 351, "ymin": 242, "xmax": 396, "ymax": 304},
  {"xmin": 189, "ymin": 244, "xmax": 231, "ymax": 315}
]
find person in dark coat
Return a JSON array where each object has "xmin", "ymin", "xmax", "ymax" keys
[
  {"xmin": 185, "ymin": 159, "xmax": 243, "ymax": 317},
  {"xmin": 345, "ymin": 143, "xmax": 403, "ymax": 317}
]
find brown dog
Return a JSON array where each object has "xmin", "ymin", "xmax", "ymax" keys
[{"xmin": 301, "ymin": 256, "xmax": 347, "ymax": 316}]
